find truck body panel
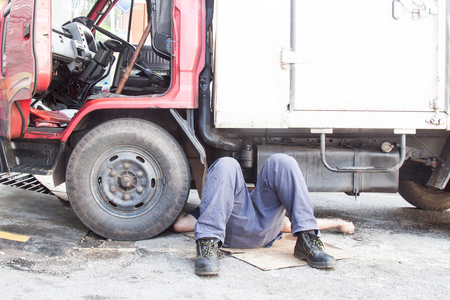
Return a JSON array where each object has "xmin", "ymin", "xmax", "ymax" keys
[
  {"xmin": 213, "ymin": 0, "xmax": 447, "ymax": 130},
  {"xmin": 213, "ymin": 0, "xmax": 291, "ymax": 129}
]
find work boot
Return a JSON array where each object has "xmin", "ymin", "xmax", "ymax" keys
[
  {"xmin": 294, "ymin": 231, "xmax": 336, "ymax": 269},
  {"xmin": 195, "ymin": 238, "xmax": 220, "ymax": 276}
]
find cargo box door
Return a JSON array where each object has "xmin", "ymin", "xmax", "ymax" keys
[
  {"xmin": 0, "ymin": 0, "xmax": 51, "ymax": 139},
  {"xmin": 213, "ymin": 0, "xmax": 291, "ymax": 128},
  {"xmin": 290, "ymin": 0, "xmax": 444, "ymax": 129}
]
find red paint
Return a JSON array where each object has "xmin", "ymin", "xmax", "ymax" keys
[{"xmin": 0, "ymin": 0, "xmax": 205, "ymax": 141}]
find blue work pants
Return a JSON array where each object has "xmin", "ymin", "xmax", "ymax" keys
[{"xmin": 195, "ymin": 154, "xmax": 318, "ymax": 248}]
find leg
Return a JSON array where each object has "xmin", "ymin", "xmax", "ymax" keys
[
  {"xmin": 281, "ymin": 217, "xmax": 291, "ymax": 233},
  {"xmin": 252, "ymin": 153, "xmax": 318, "ymax": 235},
  {"xmin": 172, "ymin": 213, "xmax": 197, "ymax": 233},
  {"xmin": 197, "ymin": 154, "xmax": 317, "ymax": 248},
  {"xmin": 253, "ymin": 154, "xmax": 335, "ymax": 269},
  {"xmin": 195, "ymin": 157, "xmax": 252, "ymax": 243},
  {"xmin": 194, "ymin": 157, "xmax": 251, "ymax": 276}
]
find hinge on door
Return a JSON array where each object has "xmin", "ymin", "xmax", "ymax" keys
[
  {"xmin": 280, "ymin": 48, "xmax": 317, "ymax": 70},
  {"xmin": 392, "ymin": 0, "xmax": 438, "ymax": 20},
  {"xmin": 23, "ymin": 23, "xmax": 30, "ymax": 38}
]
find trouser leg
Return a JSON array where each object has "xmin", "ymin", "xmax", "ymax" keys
[
  {"xmin": 195, "ymin": 157, "xmax": 252, "ymax": 244},
  {"xmin": 195, "ymin": 154, "xmax": 318, "ymax": 248},
  {"xmin": 253, "ymin": 153, "xmax": 318, "ymax": 235}
]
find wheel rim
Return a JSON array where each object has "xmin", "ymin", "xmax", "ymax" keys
[{"xmin": 91, "ymin": 146, "xmax": 163, "ymax": 218}]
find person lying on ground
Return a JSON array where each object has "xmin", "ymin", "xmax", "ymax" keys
[{"xmin": 190, "ymin": 154, "xmax": 351, "ymax": 276}]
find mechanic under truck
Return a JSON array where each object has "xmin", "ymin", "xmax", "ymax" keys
[{"xmin": 0, "ymin": 0, "xmax": 448, "ymax": 240}]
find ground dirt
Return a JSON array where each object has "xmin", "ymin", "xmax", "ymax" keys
[{"xmin": 0, "ymin": 189, "xmax": 448, "ymax": 299}]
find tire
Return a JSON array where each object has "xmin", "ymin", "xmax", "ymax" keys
[
  {"xmin": 398, "ymin": 180, "xmax": 450, "ymax": 211},
  {"xmin": 66, "ymin": 118, "xmax": 190, "ymax": 240}
]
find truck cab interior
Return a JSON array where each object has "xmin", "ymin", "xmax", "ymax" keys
[{"xmin": 35, "ymin": 0, "xmax": 172, "ymax": 113}]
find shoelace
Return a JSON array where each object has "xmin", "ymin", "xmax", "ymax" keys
[
  {"xmin": 199, "ymin": 240, "xmax": 216, "ymax": 258},
  {"xmin": 307, "ymin": 237, "xmax": 325, "ymax": 256}
]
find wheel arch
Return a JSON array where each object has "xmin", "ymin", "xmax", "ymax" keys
[{"xmin": 58, "ymin": 108, "xmax": 204, "ymax": 189}]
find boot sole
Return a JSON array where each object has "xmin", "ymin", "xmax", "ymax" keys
[
  {"xmin": 294, "ymin": 248, "xmax": 336, "ymax": 269},
  {"xmin": 195, "ymin": 267, "xmax": 219, "ymax": 276}
]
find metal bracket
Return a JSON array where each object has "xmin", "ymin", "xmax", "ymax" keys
[
  {"xmin": 426, "ymin": 110, "xmax": 443, "ymax": 126},
  {"xmin": 0, "ymin": 138, "xmax": 11, "ymax": 173},
  {"xmin": 281, "ymin": 48, "xmax": 317, "ymax": 70},
  {"xmin": 319, "ymin": 133, "xmax": 406, "ymax": 173},
  {"xmin": 23, "ymin": 23, "xmax": 30, "ymax": 38},
  {"xmin": 170, "ymin": 109, "xmax": 206, "ymax": 165},
  {"xmin": 311, "ymin": 128, "xmax": 333, "ymax": 134},
  {"xmin": 427, "ymin": 137, "xmax": 450, "ymax": 189}
]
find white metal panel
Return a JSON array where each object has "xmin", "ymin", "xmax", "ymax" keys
[
  {"xmin": 288, "ymin": 110, "xmax": 447, "ymax": 130},
  {"xmin": 213, "ymin": 0, "xmax": 290, "ymax": 128},
  {"xmin": 292, "ymin": 0, "xmax": 442, "ymax": 113}
]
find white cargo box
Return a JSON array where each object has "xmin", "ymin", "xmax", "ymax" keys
[{"xmin": 213, "ymin": 0, "xmax": 447, "ymax": 130}]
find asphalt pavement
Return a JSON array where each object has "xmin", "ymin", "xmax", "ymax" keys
[{"xmin": 0, "ymin": 185, "xmax": 448, "ymax": 299}]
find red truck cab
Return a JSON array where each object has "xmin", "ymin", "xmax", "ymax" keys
[{"xmin": 0, "ymin": 0, "xmax": 207, "ymax": 240}]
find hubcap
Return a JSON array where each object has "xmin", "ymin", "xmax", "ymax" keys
[{"xmin": 91, "ymin": 146, "xmax": 163, "ymax": 218}]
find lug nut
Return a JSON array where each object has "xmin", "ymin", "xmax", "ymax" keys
[
  {"xmin": 124, "ymin": 163, "xmax": 130, "ymax": 170},
  {"xmin": 110, "ymin": 187, "xmax": 116, "ymax": 193},
  {"xmin": 124, "ymin": 194, "xmax": 130, "ymax": 201},
  {"xmin": 136, "ymin": 186, "xmax": 143, "ymax": 193},
  {"xmin": 110, "ymin": 171, "xmax": 117, "ymax": 177},
  {"xmin": 137, "ymin": 171, "xmax": 143, "ymax": 178}
]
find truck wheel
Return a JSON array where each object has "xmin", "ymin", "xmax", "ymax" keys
[
  {"xmin": 66, "ymin": 118, "xmax": 190, "ymax": 240},
  {"xmin": 398, "ymin": 180, "xmax": 450, "ymax": 211}
]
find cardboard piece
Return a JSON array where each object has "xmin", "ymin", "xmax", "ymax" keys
[{"xmin": 185, "ymin": 232, "xmax": 357, "ymax": 271}]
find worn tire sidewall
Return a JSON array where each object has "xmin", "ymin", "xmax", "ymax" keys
[
  {"xmin": 66, "ymin": 118, "xmax": 190, "ymax": 240},
  {"xmin": 398, "ymin": 180, "xmax": 450, "ymax": 211}
]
